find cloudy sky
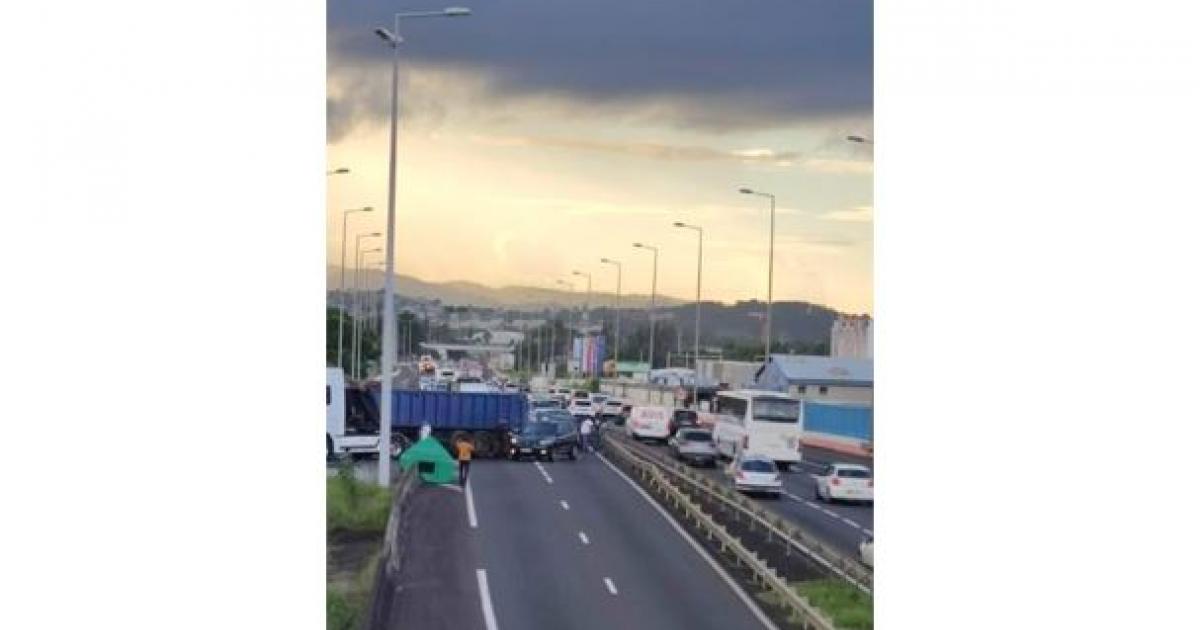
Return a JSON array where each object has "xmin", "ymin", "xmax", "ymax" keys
[{"xmin": 326, "ymin": 0, "xmax": 873, "ymax": 314}]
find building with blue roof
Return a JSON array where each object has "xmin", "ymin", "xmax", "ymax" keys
[{"xmin": 755, "ymin": 354, "xmax": 873, "ymax": 404}]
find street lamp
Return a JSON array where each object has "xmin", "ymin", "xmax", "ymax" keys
[
  {"xmin": 600, "ymin": 257, "xmax": 622, "ymax": 368},
  {"xmin": 338, "ymin": 207, "xmax": 373, "ymax": 372},
  {"xmin": 352, "ymin": 233, "xmax": 381, "ymax": 378},
  {"xmin": 739, "ymin": 187, "xmax": 776, "ymax": 363},
  {"xmin": 572, "ymin": 270, "xmax": 593, "ymax": 375},
  {"xmin": 354, "ymin": 247, "xmax": 383, "ymax": 379},
  {"xmin": 632, "ymin": 242, "xmax": 659, "ymax": 371},
  {"xmin": 556, "ymin": 279, "xmax": 575, "ymax": 375},
  {"xmin": 674, "ymin": 221, "xmax": 703, "ymax": 408},
  {"xmin": 846, "ymin": 135, "xmax": 874, "ymax": 145},
  {"xmin": 374, "ymin": 6, "xmax": 472, "ymax": 488},
  {"xmin": 326, "ymin": 167, "xmax": 350, "ymax": 176}
]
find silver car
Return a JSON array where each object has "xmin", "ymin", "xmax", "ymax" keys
[
  {"xmin": 725, "ymin": 452, "xmax": 783, "ymax": 497},
  {"xmin": 667, "ymin": 428, "xmax": 718, "ymax": 467}
]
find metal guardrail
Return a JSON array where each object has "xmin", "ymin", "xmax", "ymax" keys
[
  {"xmin": 604, "ymin": 430, "xmax": 874, "ymax": 595},
  {"xmin": 364, "ymin": 466, "xmax": 420, "ymax": 630},
  {"xmin": 603, "ymin": 435, "xmax": 838, "ymax": 630}
]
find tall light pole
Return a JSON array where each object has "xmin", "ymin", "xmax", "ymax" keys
[
  {"xmin": 354, "ymin": 246, "xmax": 382, "ymax": 379},
  {"xmin": 338, "ymin": 207, "xmax": 372, "ymax": 372},
  {"xmin": 374, "ymin": 6, "xmax": 472, "ymax": 488},
  {"xmin": 739, "ymin": 187, "xmax": 776, "ymax": 363},
  {"xmin": 633, "ymin": 242, "xmax": 659, "ymax": 372},
  {"xmin": 351, "ymin": 234, "xmax": 381, "ymax": 378},
  {"xmin": 326, "ymin": 167, "xmax": 350, "ymax": 176},
  {"xmin": 600, "ymin": 257, "xmax": 622, "ymax": 371},
  {"xmin": 572, "ymin": 270, "xmax": 592, "ymax": 374},
  {"xmin": 674, "ymin": 221, "xmax": 703, "ymax": 407},
  {"xmin": 556, "ymin": 279, "xmax": 575, "ymax": 375}
]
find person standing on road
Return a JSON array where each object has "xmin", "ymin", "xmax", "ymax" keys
[
  {"xmin": 579, "ymin": 417, "xmax": 595, "ymax": 453},
  {"xmin": 455, "ymin": 436, "xmax": 475, "ymax": 486}
]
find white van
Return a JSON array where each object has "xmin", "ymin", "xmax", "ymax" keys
[
  {"xmin": 709, "ymin": 390, "xmax": 802, "ymax": 468},
  {"xmin": 326, "ymin": 367, "xmax": 382, "ymax": 458},
  {"xmin": 625, "ymin": 405, "xmax": 672, "ymax": 442}
]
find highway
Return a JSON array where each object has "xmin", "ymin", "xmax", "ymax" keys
[
  {"xmin": 389, "ymin": 454, "xmax": 777, "ymax": 630},
  {"xmin": 626, "ymin": 435, "xmax": 874, "ymax": 556}
]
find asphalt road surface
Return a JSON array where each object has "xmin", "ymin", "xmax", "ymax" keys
[
  {"xmin": 399, "ymin": 454, "xmax": 777, "ymax": 630},
  {"xmin": 633, "ymin": 437, "xmax": 874, "ymax": 556}
]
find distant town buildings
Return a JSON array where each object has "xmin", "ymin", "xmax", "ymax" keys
[{"xmin": 831, "ymin": 314, "xmax": 873, "ymax": 359}]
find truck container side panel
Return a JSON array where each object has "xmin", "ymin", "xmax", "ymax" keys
[
  {"xmin": 802, "ymin": 401, "xmax": 873, "ymax": 442},
  {"xmin": 375, "ymin": 390, "xmax": 527, "ymax": 431}
]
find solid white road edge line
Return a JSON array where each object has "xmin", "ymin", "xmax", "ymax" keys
[
  {"xmin": 595, "ymin": 453, "xmax": 780, "ymax": 630},
  {"xmin": 476, "ymin": 569, "xmax": 499, "ymax": 630},
  {"xmin": 604, "ymin": 577, "xmax": 618, "ymax": 596},
  {"xmin": 579, "ymin": 531, "xmax": 590, "ymax": 545},
  {"xmin": 465, "ymin": 480, "xmax": 478, "ymax": 529}
]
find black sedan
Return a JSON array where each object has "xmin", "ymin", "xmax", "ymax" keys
[{"xmin": 508, "ymin": 418, "xmax": 577, "ymax": 461}]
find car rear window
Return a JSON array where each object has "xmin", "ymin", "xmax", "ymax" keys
[
  {"xmin": 741, "ymin": 459, "xmax": 777, "ymax": 473},
  {"xmin": 680, "ymin": 430, "xmax": 712, "ymax": 442},
  {"xmin": 837, "ymin": 468, "xmax": 871, "ymax": 479}
]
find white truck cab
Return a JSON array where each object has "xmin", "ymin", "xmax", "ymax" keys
[{"xmin": 326, "ymin": 367, "xmax": 382, "ymax": 458}]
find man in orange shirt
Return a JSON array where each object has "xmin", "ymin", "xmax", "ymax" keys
[{"xmin": 455, "ymin": 436, "xmax": 475, "ymax": 487}]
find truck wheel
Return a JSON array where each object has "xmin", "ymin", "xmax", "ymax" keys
[
  {"xmin": 326, "ymin": 435, "xmax": 333, "ymax": 460},
  {"xmin": 473, "ymin": 431, "xmax": 495, "ymax": 459},
  {"xmin": 567, "ymin": 446, "xmax": 577, "ymax": 461}
]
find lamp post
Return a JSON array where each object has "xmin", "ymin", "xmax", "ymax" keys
[
  {"xmin": 556, "ymin": 279, "xmax": 575, "ymax": 375},
  {"xmin": 739, "ymin": 187, "xmax": 776, "ymax": 363},
  {"xmin": 600, "ymin": 257, "xmax": 622, "ymax": 370},
  {"xmin": 351, "ymin": 233, "xmax": 381, "ymax": 378},
  {"xmin": 373, "ymin": 6, "xmax": 472, "ymax": 488},
  {"xmin": 354, "ymin": 246, "xmax": 382, "ymax": 379},
  {"xmin": 632, "ymin": 242, "xmax": 659, "ymax": 372},
  {"xmin": 338, "ymin": 207, "xmax": 373, "ymax": 372},
  {"xmin": 674, "ymin": 221, "xmax": 703, "ymax": 408},
  {"xmin": 326, "ymin": 167, "xmax": 350, "ymax": 176},
  {"xmin": 573, "ymin": 270, "xmax": 593, "ymax": 375}
]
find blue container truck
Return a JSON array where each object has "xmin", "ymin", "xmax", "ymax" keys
[{"xmin": 369, "ymin": 387, "xmax": 528, "ymax": 458}]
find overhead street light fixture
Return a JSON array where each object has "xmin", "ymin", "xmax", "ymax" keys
[
  {"xmin": 337, "ymin": 206, "xmax": 374, "ymax": 372},
  {"xmin": 846, "ymin": 135, "xmax": 874, "ymax": 145},
  {"xmin": 738, "ymin": 187, "xmax": 777, "ymax": 362},
  {"xmin": 327, "ymin": 167, "xmax": 350, "ymax": 176},
  {"xmin": 374, "ymin": 5, "xmax": 472, "ymax": 488}
]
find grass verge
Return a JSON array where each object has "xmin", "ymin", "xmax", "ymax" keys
[
  {"xmin": 327, "ymin": 463, "xmax": 392, "ymax": 535},
  {"xmin": 327, "ymin": 464, "xmax": 391, "ymax": 629},
  {"xmin": 757, "ymin": 578, "xmax": 873, "ymax": 630}
]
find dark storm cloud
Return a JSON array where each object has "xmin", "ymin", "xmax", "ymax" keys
[{"xmin": 327, "ymin": 0, "xmax": 872, "ymax": 140}]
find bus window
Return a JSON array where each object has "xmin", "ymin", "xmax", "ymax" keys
[{"xmin": 751, "ymin": 397, "xmax": 800, "ymax": 423}]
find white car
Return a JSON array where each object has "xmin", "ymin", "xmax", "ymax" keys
[
  {"xmin": 568, "ymin": 397, "xmax": 593, "ymax": 419},
  {"xmin": 814, "ymin": 463, "xmax": 874, "ymax": 503},
  {"xmin": 625, "ymin": 405, "xmax": 671, "ymax": 441},
  {"xmin": 725, "ymin": 452, "xmax": 783, "ymax": 497},
  {"xmin": 589, "ymin": 392, "xmax": 608, "ymax": 416},
  {"xmin": 859, "ymin": 536, "xmax": 874, "ymax": 568}
]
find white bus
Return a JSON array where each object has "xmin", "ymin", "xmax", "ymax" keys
[{"xmin": 709, "ymin": 390, "xmax": 803, "ymax": 468}]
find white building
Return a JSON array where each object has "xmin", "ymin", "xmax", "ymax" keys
[{"xmin": 831, "ymin": 314, "xmax": 873, "ymax": 359}]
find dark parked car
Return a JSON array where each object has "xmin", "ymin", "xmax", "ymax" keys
[
  {"xmin": 509, "ymin": 413, "xmax": 578, "ymax": 461},
  {"xmin": 669, "ymin": 408, "xmax": 699, "ymax": 435}
]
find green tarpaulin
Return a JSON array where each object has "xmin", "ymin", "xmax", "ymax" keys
[{"xmin": 398, "ymin": 436, "xmax": 458, "ymax": 484}]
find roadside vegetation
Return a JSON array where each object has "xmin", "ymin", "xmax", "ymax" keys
[
  {"xmin": 758, "ymin": 578, "xmax": 873, "ymax": 630},
  {"xmin": 327, "ymin": 463, "xmax": 392, "ymax": 535},
  {"xmin": 327, "ymin": 464, "xmax": 392, "ymax": 630}
]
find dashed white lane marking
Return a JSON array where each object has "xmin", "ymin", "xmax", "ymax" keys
[
  {"xmin": 604, "ymin": 577, "xmax": 618, "ymax": 596},
  {"xmin": 465, "ymin": 480, "xmax": 478, "ymax": 529},
  {"xmin": 864, "ymin": 529, "xmax": 873, "ymax": 536},
  {"xmin": 841, "ymin": 517, "xmax": 860, "ymax": 529},
  {"xmin": 476, "ymin": 569, "xmax": 499, "ymax": 630},
  {"xmin": 578, "ymin": 531, "xmax": 590, "ymax": 545},
  {"xmin": 533, "ymin": 461, "xmax": 554, "ymax": 485},
  {"xmin": 822, "ymin": 508, "xmax": 840, "ymax": 519},
  {"xmin": 595, "ymin": 453, "xmax": 779, "ymax": 630},
  {"xmin": 560, "ymin": 500, "xmax": 570, "ymax": 511}
]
